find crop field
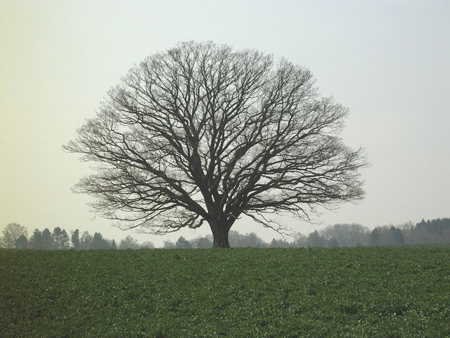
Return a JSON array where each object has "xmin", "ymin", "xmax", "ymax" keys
[{"xmin": 1, "ymin": 246, "xmax": 449, "ymax": 337}]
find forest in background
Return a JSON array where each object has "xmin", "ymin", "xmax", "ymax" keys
[{"xmin": 1, "ymin": 218, "xmax": 449, "ymax": 250}]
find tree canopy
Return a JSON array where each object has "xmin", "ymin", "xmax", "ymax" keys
[
  {"xmin": 0, "ymin": 223, "xmax": 28, "ymax": 249},
  {"xmin": 64, "ymin": 41, "xmax": 368, "ymax": 248}
]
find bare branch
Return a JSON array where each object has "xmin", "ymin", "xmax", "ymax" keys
[{"xmin": 64, "ymin": 41, "xmax": 368, "ymax": 247}]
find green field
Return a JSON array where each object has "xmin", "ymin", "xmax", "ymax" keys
[{"xmin": 1, "ymin": 246, "xmax": 449, "ymax": 337}]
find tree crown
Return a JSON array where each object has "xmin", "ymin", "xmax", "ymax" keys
[{"xmin": 64, "ymin": 41, "xmax": 367, "ymax": 240}]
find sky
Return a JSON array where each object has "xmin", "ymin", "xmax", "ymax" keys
[{"xmin": 1, "ymin": 0, "xmax": 449, "ymax": 247}]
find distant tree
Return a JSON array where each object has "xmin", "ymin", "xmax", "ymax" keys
[
  {"xmin": 41, "ymin": 228, "xmax": 54, "ymax": 250},
  {"xmin": 389, "ymin": 226, "xmax": 405, "ymax": 245},
  {"xmin": 61, "ymin": 229, "xmax": 70, "ymax": 249},
  {"xmin": 269, "ymin": 239, "xmax": 278, "ymax": 248},
  {"xmin": 406, "ymin": 218, "xmax": 450, "ymax": 244},
  {"xmin": 407, "ymin": 228, "xmax": 436, "ymax": 244},
  {"xmin": 14, "ymin": 235, "xmax": 29, "ymax": 249},
  {"xmin": 416, "ymin": 218, "xmax": 450, "ymax": 235},
  {"xmin": 91, "ymin": 233, "xmax": 110, "ymax": 249},
  {"xmin": 193, "ymin": 236, "xmax": 213, "ymax": 249},
  {"xmin": 80, "ymin": 231, "xmax": 93, "ymax": 250},
  {"xmin": 292, "ymin": 233, "xmax": 307, "ymax": 248},
  {"xmin": 175, "ymin": 236, "xmax": 193, "ymax": 249},
  {"xmin": 320, "ymin": 223, "xmax": 370, "ymax": 247},
  {"xmin": 239, "ymin": 232, "xmax": 267, "ymax": 247},
  {"xmin": 52, "ymin": 227, "xmax": 70, "ymax": 250},
  {"xmin": 227, "ymin": 231, "xmax": 266, "ymax": 247},
  {"xmin": 111, "ymin": 239, "xmax": 117, "ymax": 249},
  {"xmin": 269, "ymin": 238, "xmax": 292, "ymax": 248},
  {"xmin": 140, "ymin": 241, "xmax": 155, "ymax": 249},
  {"xmin": 119, "ymin": 236, "xmax": 140, "ymax": 249},
  {"xmin": 228, "ymin": 231, "xmax": 243, "ymax": 247},
  {"xmin": 398, "ymin": 221, "xmax": 415, "ymax": 232},
  {"xmin": 29, "ymin": 229, "xmax": 43, "ymax": 249},
  {"xmin": 369, "ymin": 228, "xmax": 381, "ymax": 246},
  {"xmin": 307, "ymin": 230, "xmax": 327, "ymax": 247},
  {"xmin": 64, "ymin": 41, "xmax": 368, "ymax": 248},
  {"xmin": 163, "ymin": 240, "xmax": 175, "ymax": 249},
  {"xmin": 71, "ymin": 229, "xmax": 81, "ymax": 250},
  {"xmin": 0, "ymin": 223, "xmax": 28, "ymax": 248},
  {"xmin": 327, "ymin": 237, "xmax": 339, "ymax": 248},
  {"xmin": 369, "ymin": 225, "xmax": 405, "ymax": 246}
]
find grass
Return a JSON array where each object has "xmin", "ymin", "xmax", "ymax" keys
[{"xmin": 1, "ymin": 246, "xmax": 449, "ymax": 337}]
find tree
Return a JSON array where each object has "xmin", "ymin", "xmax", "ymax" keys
[
  {"xmin": 15, "ymin": 235, "xmax": 29, "ymax": 249},
  {"xmin": 320, "ymin": 223, "xmax": 370, "ymax": 247},
  {"xmin": 41, "ymin": 228, "xmax": 54, "ymax": 250},
  {"xmin": 175, "ymin": 236, "xmax": 193, "ymax": 249},
  {"xmin": 140, "ymin": 241, "xmax": 155, "ymax": 249},
  {"xmin": 193, "ymin": 236, "xmax": 212, "ymax": 249},
  {"xmin": 269, "ymin": 238, "xmax": 291, "ymax": 248},
  {"xmin": 230, "ymin": 231, "xmax": 267, "ymax": 248},
  {"xmin": 119, "ymin": 235, "xmax": 140, "ymax": 249},
  {"xmin": 307, "ymin": 230, "xmax": 327, "ymax": 247},
  {"xmin": 29, "ymin": 229, "xmax": 43, "ymax": 249},
  {"xmin": 91, "ymin": 232, "xmax": 110, "ymax": 249},
  {"xmin": 71, "ymin": 229, "xmax": 81, "ymax": 250},
  {"xmin": 369, "ymin": 225, "xmax": 405, "ymax": 246},
  {"xmin": 369, "ymin": 228, "xmax": 381, "ymax": 246},
  {"xmin": 64, "ymin": 41, "xmax": 367, "ymax": 248},
  {"xmin": 52, "ymin": 227, "xmax": 70, "ymax": 250},
  {"xmin": 390, "ymin": 226, "xmax": 405, "ymax": 245},
  {"xmin": 293, "ymin": 233, "xmax": 307, "ymax": 248},
  {"xmin": 415, "ymin": 218, "xmax": 450, "ymax": 238},
  {"xmin": 326, "ymin": 238, "xmax": 339, "ymax": 248},
  {"xmin": 402, "ymin": 219, "xmax": 450, "ymax": 244},
  {"xmin": 111, "ymin": 239, "xmax": 117, "ymax": 249},
  {"xmin": 163, "ymin": 240, "xmax": 175, "ymax": 249},
  {"xmin": 80, "ymin": 231, "xmax": 93, "ymax": 250},
  {"xmin": 0, "ymin": 223, "xmax": 28, "ymax": 248}
]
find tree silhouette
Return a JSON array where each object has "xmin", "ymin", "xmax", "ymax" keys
[
  {"xmin": 52, "ymin": 227, "xmax": 70, "ymax": 250},
  {"xmin": 41, "ymin": 228, "xmax": 54, "ymax": 250},
  {"xmin": 91, "ymin": 232, "xmax": 110, "ymax": 250},
  {"xmin": 307, "ymin": 230, "xmax": 327, "ymax": 247},
  {"xmin": 175, "ymin": 236, "xmax": 193, "ymax": 249},
  {"xmin": 65, "ymin": 41, "xmax": 367, "ymax": 248},
  {"xmin": 14, "ymin": 235, "xmax": 29, "ymax": 249},
  {"xmin": 0, "ymin": 223, "xmax": 28, "ymax": 248},
  {"xmin": 71, "ymin": 229, "xmax": 81, "ymax": 250},
  {"xmin": 119, "ymin": 235, "xmax": 140, "ymax": 249},
  {"xmin": 80, "ymin": 231, "xmax": 93, "ymax": 250},
  {"xmin": 29, "ymin": 229, "xmax": 43, "ymax": 249}
]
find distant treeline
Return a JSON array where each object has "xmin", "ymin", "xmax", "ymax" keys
[
  {"xmin": 1, "ymin": 218, "xmax": 449, "ymax": 250},
  {"xmin": 0, "ymin": 226, "xmax": 154, "ymax": 250},
  {"xmin": 298, "ymin": 218, "xmax": 450, "ymax": 248}
]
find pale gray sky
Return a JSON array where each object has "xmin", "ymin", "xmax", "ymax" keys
[{"xmin": 1, "ymin": 0, "xmax": 449, "ymax": 246}]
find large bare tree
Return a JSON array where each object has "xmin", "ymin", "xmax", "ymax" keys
[{"xmin": 64, "ymin": 41, "xmax": 367, "ymax": 248}]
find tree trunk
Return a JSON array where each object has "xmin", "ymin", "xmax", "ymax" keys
[{"xmin": 209, "ymin": 220, "xmax": 231, "ymax": 248}]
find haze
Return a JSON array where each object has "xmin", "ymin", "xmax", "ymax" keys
[{"xmin": 1, "ymin": 0, "xmax": 449, "ymax": 246}]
